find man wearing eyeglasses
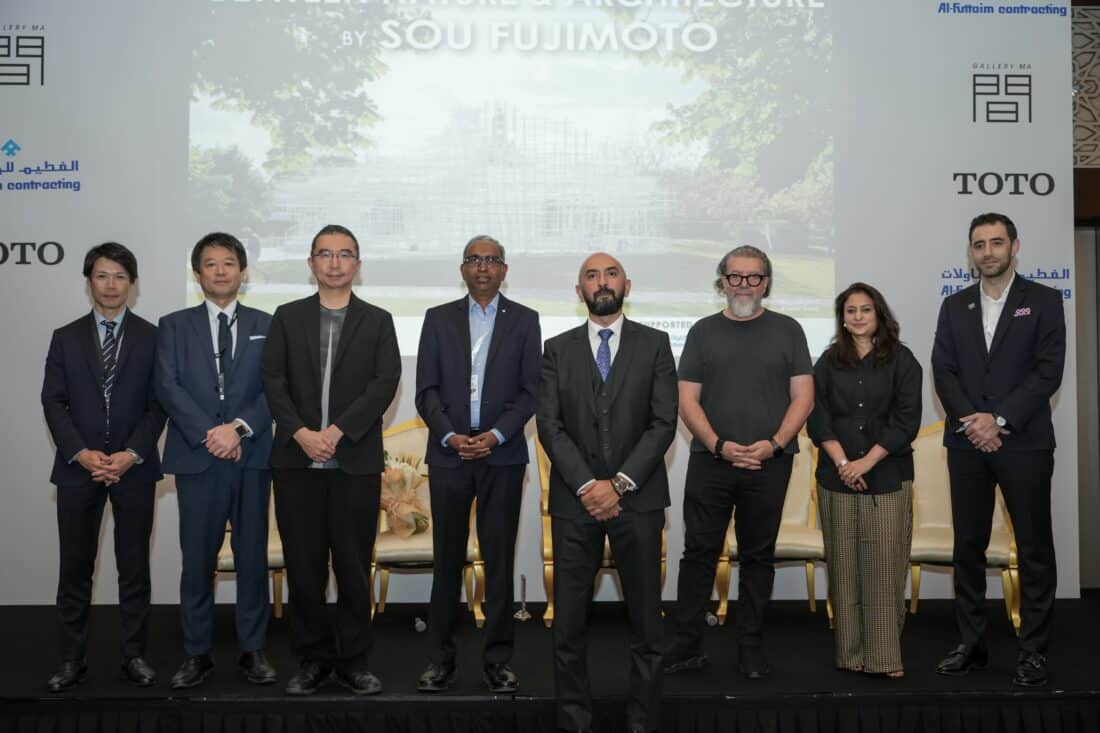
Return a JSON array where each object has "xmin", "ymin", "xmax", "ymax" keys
[
  {"xmin": 261, "ymin": 224, "xmax": 401, "ymax": 696},
  {"xmin": 665, "ymin": 245, "xmax": 814, "ymax": 680},
  {"xmin": 414, "ymin": 235, "xmax": 540, "ymax": 694}
]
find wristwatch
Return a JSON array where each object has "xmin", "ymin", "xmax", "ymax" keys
[
  {"xmin": 713, "ymin": 438, "xmax": 726, "ymax": 461},
  {"xmin": 992, "ymin": 413, "xmax": 1007, "ymax": 429},
  {"xmin": 234, "ymin": 422, "xmax": 249, "ymax": 438},
  {"xmin": 610, "ymin": 475, "xmax": 632, "ymax": 496},
  {"xmin": 769, "ymin": 438, "xmax": 783, "ymax": 457}
]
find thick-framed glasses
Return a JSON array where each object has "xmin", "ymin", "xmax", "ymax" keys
[
  {"xmin": 462, "ymin": 254, "xmax": 505, "ymax": 267},
  {"xmin": 724, "ymin": 272, "xmax": 765, "ymax": 287},
  {"xmin": 311, "ymin": 249, "xmax": 358, "ymax": 262}
]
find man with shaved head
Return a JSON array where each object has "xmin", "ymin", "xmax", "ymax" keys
[
  {"xmin": 537, "ymin": 253, "xmax": 677, "ymax": 733},
  {"xmin": 415, "ymin": 235, "xmax": 541, "ymax": 693}
]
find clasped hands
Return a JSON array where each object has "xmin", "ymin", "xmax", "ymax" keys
[
  {"xmin": 76, "ymin": 449, "xmax": 137, "ymax": 486},
  {"xmin": 837, "ymin": 456, "xmax": 873, "ymax": 492},
  {"xmin": 719, "ymin": 440, "xmax": 774, "ymax": 470},
  {"xmin": 205, "ymin": 423, "xmax": 243, "ymax": 462},
  {"xmin": 959, "ymin": 412, "xmax": 1008, "ymax": 453},
  {"xmin": 581, "ymin": 479, "xmax": 621, "ymax": 522},
  {"xmin": 446, "ymin": 432, "xmax": 498, "ymax": 461},
  {"xmin": 294, "ymin": 424, "xmax": 345, "ymax": 463}
]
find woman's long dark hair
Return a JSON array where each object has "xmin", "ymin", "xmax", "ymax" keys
[{"xmin": 825, "ymin": 282, "xmax": 901, "ymax": 368}]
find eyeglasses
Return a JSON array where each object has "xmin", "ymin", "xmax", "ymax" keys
[
  {"xmin": 724, "ymin": 272, "xmax": 766, "ymax": 287},
  {"xmin": 462, "ymin": 254, "xmax": 505, "ymax": 267},
  {"xmin": 311, "ymin": 249, "xmax": 358, "ymax": 262}
]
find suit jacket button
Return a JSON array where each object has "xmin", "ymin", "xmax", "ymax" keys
[{"xmin": 601, "ymin": 444, "xmax": 610, "ymax": 451}]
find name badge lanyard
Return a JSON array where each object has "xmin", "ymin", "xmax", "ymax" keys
[{"xmin": 215, "ymin": 311, "xmax": 239, "ymax": 401}]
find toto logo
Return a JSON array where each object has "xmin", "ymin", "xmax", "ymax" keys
[
  {"xmin": 953, "ymin": 172, "xmax": 1054, "ymax": 196},
  {"xmin": 0, "ymin": 240, "xmax": 64, "ymax": 265}
]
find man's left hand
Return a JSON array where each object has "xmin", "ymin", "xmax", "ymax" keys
[
  {"xmin": 99, "ymin": 451, "xmax": 138, "ymax": 486},
  {"xmin": 206, "ymin": 423, "xmax": 241, "ymax": 459},
  {"xmin": 581, "ymin": 480, "xmax": 621, "ymax": 522}
]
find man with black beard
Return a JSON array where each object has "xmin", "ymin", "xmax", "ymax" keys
[
  {"xmin": 537, "ymin": 252, "xmax": 677, "ymax": 733},
  {"xmin": 932, "ymin": 213, "xmax": 1065, "ymax": 686},
  {"xmin": 665, "ymin": 245, "xmax": 814, "ymax": 680}
]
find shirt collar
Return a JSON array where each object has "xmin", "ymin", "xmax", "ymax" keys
[
  {"xmin": 205, "ymin": 299, "xmax": 238, "ymax": 321},
  {"xmin": 588, "ymin": 313, "xmax": 624, "ymax": 340},
  {"xmin": 980, "ymin": 271, "xmax": 1016, "ymax": 304},
  {"xmin": 468, "ymin": 293, "xmax": 500, "ymax": 316},
  {"xmin": 92, "ymin": 307, "xmax": 126, "ymax": 328}
]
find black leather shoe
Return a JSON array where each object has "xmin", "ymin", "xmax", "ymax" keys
[
  {"xmin": 935, "ymin": 644, "xmax": 989, "ymax": 676},
  {"xmin": 46, "ymin": 659, "xmax": 88, "ymax": 692},
  {"xmin": 1013, "ymin": 651, "xmax": 1048, "ymax": 687},
  {"xmin": 170, "ymin": 655, "xmax": 214, "ymax": 689},
  {"xmin": 418, "ymin": 661, "xmax": 456, "ymax": 692},
  {"xmin": 120, "ymin": 656, "xmax": 157, "ymax": 686},
  {"xmin": 286, "ymin": 660, "xmax": 332, "ymax": 696},
  {"xmin": 738, "ymin": 645, "xmax": 771, "ymax": 679},
  {"xmin": 333, "ymin": 664, "xmax": 382, "ymax": 696},
  {"xmin": 483, "ymin": 663, "xmax": 518, "ymax": 693},
  {"xmin": 663, "ymin": 645, "xmax": 710, "ymax": 674},
  {"xmin": 239, "ymin": 650, "xmax": 277, "ymax": 685}
]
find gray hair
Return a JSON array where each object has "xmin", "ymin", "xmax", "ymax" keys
[
  {"xmin": 714, "ymin": 244, "xmax": 772, "ymax": 298},
  {"xmin": 463, "ymin": 235, "xmax": 505, "ymax": 262}
]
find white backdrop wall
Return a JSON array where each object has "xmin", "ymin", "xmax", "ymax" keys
[{"xmin": 0, "ymin": 0, "xmax": 1077, "ymax": 608}]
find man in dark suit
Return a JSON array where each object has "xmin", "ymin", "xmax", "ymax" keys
[
  {"xmin": 414, "ymin": 235, "xmax": 541, "ymax": 694},
  {"xmin": 536, "ymin": 253, "xmax": 678, "ymax": 733},
  {"xmin": 157, "ymin": 233, "xmax": 276, "ymax": 689},
  {"xmin": 41, "ymin": 242, "xmax": 166, "ymax": 692},
  {"xmin": 932, "ymin": 212, "xmax": 1066, "ymax": 687},
  {"xmin": 261, "ymin": 224, "xmax": 401, "ymax": 696}
]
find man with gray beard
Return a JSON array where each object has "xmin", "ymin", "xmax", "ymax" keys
[{"xmin": 665, "ymin": 245, "xmax": 814, "ymax": 679}]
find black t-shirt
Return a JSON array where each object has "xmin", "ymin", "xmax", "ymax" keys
[{"xmin": 678, "ymin": 309, "xmax": 813, "ymax": 453}]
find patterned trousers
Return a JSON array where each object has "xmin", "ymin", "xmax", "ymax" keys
[{"xmin": 818, "ymin": 483, "xmax": 912, "ymax": 674}]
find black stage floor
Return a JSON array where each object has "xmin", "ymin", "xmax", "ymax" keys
[{"xmin": 2, "ymin": 598, "xmax": 1099, "ymax": 732}]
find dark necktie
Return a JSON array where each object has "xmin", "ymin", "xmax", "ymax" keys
[
  {"xmin": 596, "ymin": 328, "xmax": 613, "ymax": 382},
  {"xmin": 218, "ymin": 312, "xmax": 233, "ymax": 375},
  {"xmin": 101, "ymin": 320, "xmax": 117, "ymax": 401}
]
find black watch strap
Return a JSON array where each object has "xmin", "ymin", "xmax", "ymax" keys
[
  {"xmin": 713, "ymin": 438, "xmax": 725, "ymax": 460},
  {"xmin": 769, "ymin": 438, "xmax": 783, "ymax": 457},
  {"xmin": 235, "ymin": 423, "xmax": 249, "ymax": 438}
]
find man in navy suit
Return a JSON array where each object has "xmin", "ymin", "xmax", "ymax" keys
[
  {"xmin": 932, "ymin": 212, "xmax": 1066, "ymax": 687},
  {"xmin": 42, "ymin": 242, "xmax": 166, "ymax": 692},
  {"xmin": 415, "ymin": 235, "xmax": 541, "ymax": 693},
  {"xmin": 156, "ymin": 233, "xmax": 276, "ymax": 689}
]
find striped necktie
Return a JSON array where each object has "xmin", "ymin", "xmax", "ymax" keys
[{"xmin": 101, "ymin": 320, "xmax": 117, "ymax": 402}]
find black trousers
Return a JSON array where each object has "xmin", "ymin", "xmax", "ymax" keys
[
  {"xmin": 55, "ymin": 478, "xmax": 155, "ymax": 660},
  {"xmin": 427, "ymin": 461, "xmax": 524, "ymax": 665},
  {"xmin": 272, "ymin": 468, "xmax": 380, "ymax": 666},
  {"xmin": 947, "ymin": 448, "xmax": 1056, "ymax": 653},
  {"xmin": 552, "ymin": 509, "xmax": 665, "ymax": 733},
  {"xmin": 672, "ymin": 452, "xmax": 792, "ymax": 653}
]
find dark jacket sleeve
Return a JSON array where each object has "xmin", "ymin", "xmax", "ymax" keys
[
  {"xmin": 995, "ymin": 287, "xmax": 1066, "ymax": 429},
  {"xmin": 414, "ymin": 309, "xmax": 457, "ymax": 440},
  {"xmin": 41, "ymin": 329, "xmax": 86, "ymax": 460},
  {"xmin": 617, "ymin": 330, "xmax": 678, "ymax": 488},
  {"xmin": 261, "ymin": 306, "xmax": 307, "ymax": 438},
  {"xmin": 332, "ymin": 311, "xmax": 402, "ymax": 443},
  {"xmin": 490, "ymin": 309, "xmax": 541, "ymax": 442},
  {"xmin": 876, "ymin": 347, "xmax": 922, "ymax": 454},
  {"xmin": 931, "ymin": 297, "xmax": 977, "ymax": 420},
  {"xmin": 536, "ymin": 338, "xmax": 594, "ymax": 491}
]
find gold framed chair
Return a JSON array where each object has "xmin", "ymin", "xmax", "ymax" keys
[
  {"xmin": 713, "ymin": 433, "xmax": 828, "ymax": 625},
  {"xmin": 215, "ymin": 490, "xmax": 286, "ymax": 619},
  {"xmin": 372, "ymin": 417, "xmax": 486, "ymax": 626},
  {"xmin": 536, "ymin": 438, "xmax": 668, "ymax": 629},
  {"xmin": 908, "ymin": 422, "xmax": 1020, "ymax": 632}
]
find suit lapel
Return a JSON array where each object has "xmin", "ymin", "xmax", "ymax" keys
[
  {"xmin": 987, "ymin": 277, "xmax": 1026, "ymax": 359},
  {"xmin": 305, "ymin": 294, "xmax": 322, "ymax": 388},
  {"xmin": 604, "ymin": 319, "xmax": 636, "ymax": 405},
  {"xmin": 332, "ymin": 293, "xmax": 365, "ymax": 373},
  {"xmin": 963, "ymin": 284, "xmax": 988, "ymax": 362},
  {"xmin": 190, "ymin": 304, "xmax": 219, "ymax": 384},
  {"xmin": 567, "ymin": 325, "xmax": 600, "ymax": 418},
  {"xmin": 80, "ymin": 313, "xmax": 105, "ymax": 383},
  {"xmin": 484, "ymin": 294, "xmax": 514, "ymax": 376},
  {"xmin": 225, "ymin": 304, "xmax": 251, "ymax": 383},
  {"xmin": 113, "ymin": 311, "xmax": 138, "ymax": 380},
  {"xmin": 455, "ymin": 298, "xmax": 473, "ymax": 389}
]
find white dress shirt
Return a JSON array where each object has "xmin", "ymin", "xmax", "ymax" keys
[{"xmin": 979, "ymin": 272, "xmax": 1016, "ymax": 351}]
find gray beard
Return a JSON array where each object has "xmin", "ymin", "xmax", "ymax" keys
[{"xmin": 729, "ymin": 295, "xmax": 761, "ymax": 318}]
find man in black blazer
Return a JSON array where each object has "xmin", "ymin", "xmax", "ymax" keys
[
  {"xmin": 261, "ymin": 224, "xmax": 401, "ymax": 696},
  {"xmin": 157, "ymin": 233, "xmax": 276, "ymax": 689},
  {"xmin": 536, "ymin": 253, "xmax": 677, "ymax": 733},
  {"xmin": 932, "ymin": 212, "xmax": 1066, "ymax": 687},
  {"xmin": 41, "ymin": 242, "xmax": 166, "ymax": 692},
  {"xmin": 415, "ymin": 235, "xmax": 541, "ymax": 693}
]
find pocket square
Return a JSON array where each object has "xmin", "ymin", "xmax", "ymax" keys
[
  {"xmin": 1013, "ymin": 307, "xmax": 1031, "ymax": 318},
  {"xmin": 249, "ymin": 334, "xmax": 267, "ymax": 340}
]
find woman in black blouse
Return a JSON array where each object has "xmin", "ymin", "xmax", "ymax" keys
[{"xmin": 808, "ymin": 282, "xmax": 921, "ymax": 678}]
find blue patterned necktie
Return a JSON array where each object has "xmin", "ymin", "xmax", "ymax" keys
[
  {"xmin": 596, "ymin": 328, "xmax": 613, "ymax": 382},
  {"xmin": 101, "ymin": 320, "xmax": 117, "ymax": 402}
]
